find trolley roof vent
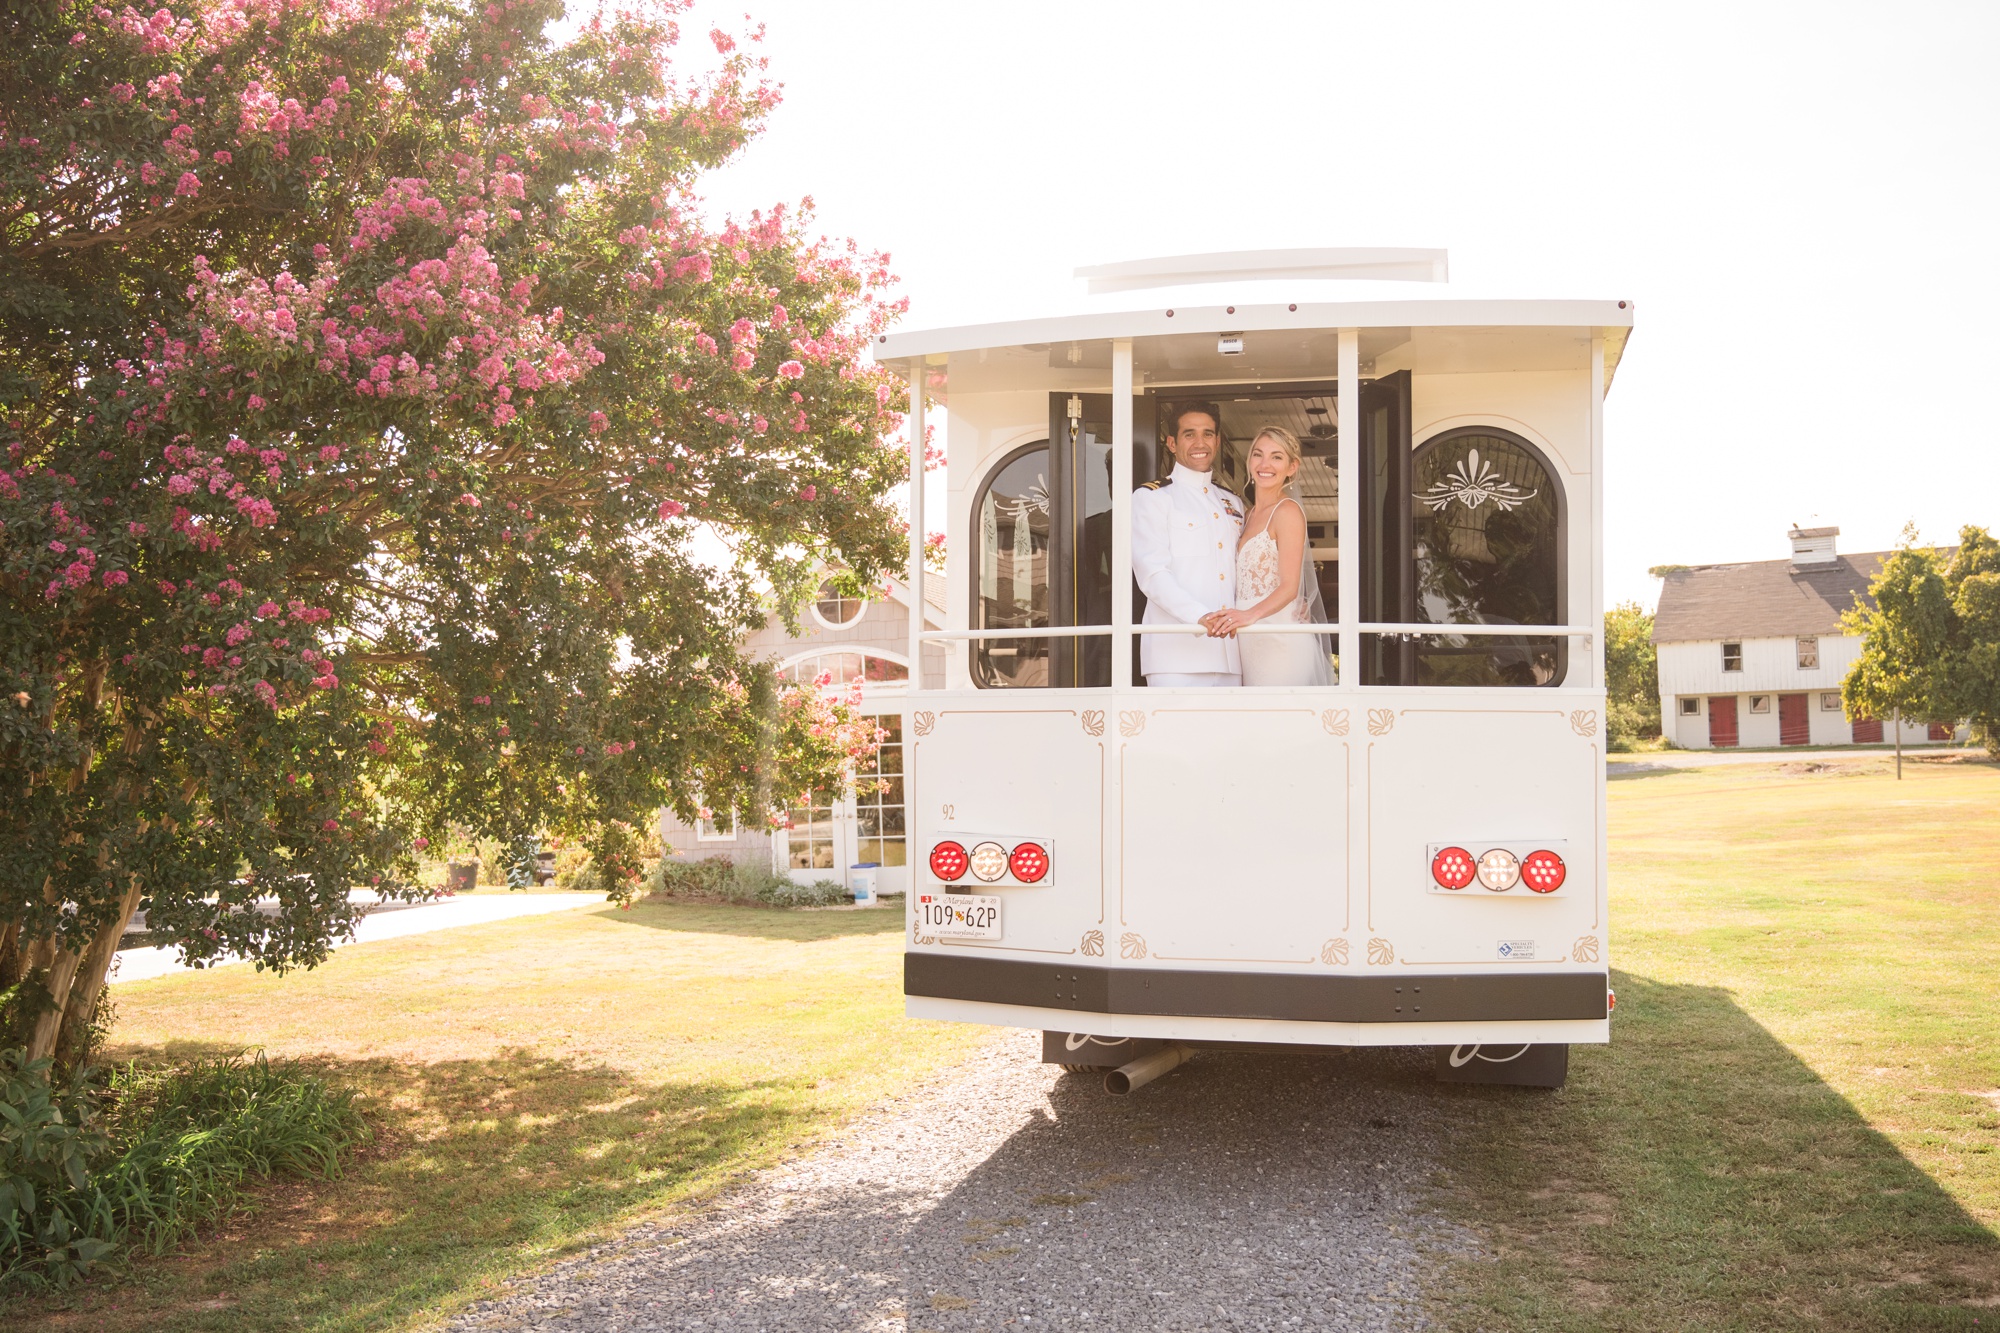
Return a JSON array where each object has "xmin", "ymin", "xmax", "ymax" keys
[{"xmin": 1073, "ymin": 247, "xmax": 1448, "ymax": 295}]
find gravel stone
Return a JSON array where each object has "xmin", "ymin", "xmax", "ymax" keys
[{"xmin": 445, "ymin": 1030, "xmax": 1474, "ymax": 1332}]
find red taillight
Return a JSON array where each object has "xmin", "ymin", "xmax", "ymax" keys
[
  {"xmin": 1432, "ymin": 846, "xmax": 1476, "ymax": 890},
  {"xmin": 1522, "ymin": 849, "xmax": 1566, "ymax": 893},
  {"xmin": 1009, "ymin": 842, "xmax": 1050, "ymax": 883},
  {"xmin": 929, "ymin": 840, "xmax": 968, "ymax": 881}
]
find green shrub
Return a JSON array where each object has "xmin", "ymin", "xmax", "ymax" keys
[
  {"xmin": 647, "ymin": 857, "xmax": 852, "ymax": 908},
  {"xmin": 0, "ymin": 1049, "xmax": 368, "ymax": 1290}
]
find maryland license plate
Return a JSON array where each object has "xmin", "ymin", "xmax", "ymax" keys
[{"xmin": 916, "ymin": 892, "xmax": 1002, "ymax": 940}]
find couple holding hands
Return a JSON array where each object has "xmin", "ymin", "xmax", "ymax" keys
[{"xmin": 1130, "ymin": 402, "xmax": 1331, "ymax": 688}]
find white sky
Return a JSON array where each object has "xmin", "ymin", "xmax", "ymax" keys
[{"xmin": 684, "ymin": 0, "xmax": 1999, "ymax": 610}]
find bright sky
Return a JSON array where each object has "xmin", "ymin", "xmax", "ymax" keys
[{"xmin": 686, "ymin": 0, "xmax": 1999, "ymax": 610}]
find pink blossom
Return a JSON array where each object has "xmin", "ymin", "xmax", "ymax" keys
[
  {"xmin": 315, "ymin": 674, "xmax": 338, "ymax": 689},
  {"xmin": 459, "ymin": 493, "xmax": 481, "ymax": 507},
  {"xmin": 587, "ymin": 410, "xmax": 609, "ymax": 434},
  {"xmin": 693, "ymin": 332, "xmax": 718, "ymax": 356},
  {"xmin": 731, "ymin": 348, "xmax": 754, "ymax": 372},
  {"xmin": 253, "ymin": 679, "xmax": 277, "ymax": 707},
  {"xmin": 226, "ymin": 622, "xmax": 252, "ymax": 646},
  {"xmin": 103, "ymin": 570, "xmax": 129, "ymax": 586},
  {"xmin": 257, "ymin": 600, "xmax": 281, "ymax": 617},
  {"xmin": 657, "ymin": 499, "xmax": 685, "ymax": 519},
  {"xmin": 323, "ymin": 818, "xmax": 339, "ymax": 831},
  {"xmin": 752, "ymin": 416, "xmax": 768, "ymax": 434},
  {"xmin": 246, "ymin": 394, "xmax": 267, "ymax": 411},
  {"xmin": 799, "ymin": 485, "xmax": 817, "ymax": 502},
  {"xmin": 203, "ymin": 647, "xmax": 225, "ymax": 667},
  {"xmin": 213, "ymin": 150, "xmax": 232, "ymax": 164},
  {"xmin": 777, "ymin": 360, "xmax": 804, "ymax": 380},
  {"xmin": 492, "ymin": 404, "xmax": 515, "ymax": 426},
  {"xmin": 175, "ymin": 171, "xmax": 201, "ymax": 197},
  {"xmin": 319, "ymin": 445, "xmax": 341, "ymax": 462}
]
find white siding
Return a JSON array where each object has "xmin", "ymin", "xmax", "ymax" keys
[{"xmin": 1658, "ymin": 634, "xmax": 1950, "ymax": 749}]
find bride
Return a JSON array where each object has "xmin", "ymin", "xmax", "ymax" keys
[{"xmin": 1200, "ymin": 426, "xmax": 1331, "ymax": 686}]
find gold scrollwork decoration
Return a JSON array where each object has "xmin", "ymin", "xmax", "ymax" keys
[
  {"xmin": 1118, "ymin": 710, "xmax": 1147, "ymax": 738},
  {"xmin": 1366, "ymin": 937, "xmax": 1395, "ymax": 966},
  {"xmin": 913, "ymin": 710, "xmax": 937, "ymax": 737},
  {"xmin": 1367, "ymin": 709, "xmax": 1396, "ymax": 737},
  {"xmin": 1572, "ymin": 935, "xmax": 1601, "ymax": 964},
  {"xmin": 1320, "ymin": 709, "xmax": 1350, "ymax": 737},
  {"xmin": 1082, "ymin": 710, "xmax": 1106, "ymax": 738},
  {"xmin": 1320, "ymin": 938, "xmax": 1350, "ymax": 965},
  {"xmin": 1119, "ymin": 932, "xmax": 1148, "ymax": 961},
  {"xmin": 915, "ymin": 934, "xmax": 937, "ymax": 947},
  {"xmin": 1081, "ymin": 930, "xmax": 1105, "ymax": 957},
  {"xmin": 1569, "ymin": 709, "xmax": 1598, "ymax": 738}
]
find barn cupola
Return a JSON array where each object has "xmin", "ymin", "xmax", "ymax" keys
[{"xmin": 1788, "ymin": 525, "xmax": 1839, "ymax": 566}]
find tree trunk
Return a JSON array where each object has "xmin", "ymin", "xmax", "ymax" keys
[
  {"xmin": 51, "ymin": 879, "xmax": 146, "ymax": 1069},
  {"xmin": 25, "ymin": 945, "xmax": 83, "ymax": 1063}
]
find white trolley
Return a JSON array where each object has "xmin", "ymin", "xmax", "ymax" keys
[{"xmin": 875, "ymin": 252, "xmax": 1631, "ymax": 1090}]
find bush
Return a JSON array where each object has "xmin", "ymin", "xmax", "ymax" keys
[
  {"xmin": 0, "ymin": 1049, "xmax": 368, "ymax": 1290},
  {"xmin": 647, "ymin": 856, "xmax": 852, "ymax": 908}
]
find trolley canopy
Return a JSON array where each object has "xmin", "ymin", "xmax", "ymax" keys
[{"xmin": 870, "ymin": 299, "xmax": 1633, "ymax": 400}]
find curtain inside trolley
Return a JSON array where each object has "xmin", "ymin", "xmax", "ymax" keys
[{"xmin": 970, "ymin": 374, "xmax": 1567, "ymax": 689}]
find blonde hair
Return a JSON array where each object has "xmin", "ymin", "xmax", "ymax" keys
[{"xmin": 1247, "ymin": 426, "xmax": 1303, "ymax": 502}]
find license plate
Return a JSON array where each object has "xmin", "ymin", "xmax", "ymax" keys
[{"xmin": 917, "ymin": 892, "xmax": 1002, "ymax": 940}]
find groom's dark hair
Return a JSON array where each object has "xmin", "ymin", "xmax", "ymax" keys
[{"xmin": 1166, "ymin": 400, "xmax": 1222, "ymax": 438}]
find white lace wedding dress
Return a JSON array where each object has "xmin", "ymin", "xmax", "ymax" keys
[{"xmin": 1235, "ymin": 499, "xmax": 1331, "ymax": 687}]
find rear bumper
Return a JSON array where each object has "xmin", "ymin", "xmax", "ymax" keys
[{"xmin": 905, "ymin": 952, "xmax": 1607, "ymax": 1024}]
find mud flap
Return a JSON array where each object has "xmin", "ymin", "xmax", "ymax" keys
[
  {"xmin": 1433, "ymin": 1043, "xmax": 1568, "ymax": 1088},
  {"xmin": 1041, "ymin": 1031, "xmax": 1168, "ymax": 1068}
]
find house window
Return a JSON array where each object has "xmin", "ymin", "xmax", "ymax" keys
[
  {"xmin": 1679, "ymin": 697, "xmax": 1701, "ymax": 716},
  {"xmin": 1721, "ymin": 642, "xmax": 1743, "ymax": 672},
  {"xmin": 1821, "ymin": 692, "xmax": 1842, "ymax": 712},
  {"xmin": 852, "ymin": 713, "xmax": 906, "ymax": 868},
  {"xmin": 1748, "ymin": 695, "xmax": 1770, "ymax": 714},
  {"xmin": 1796, "ymin": 636, "xmax": 1819, "ymax": 670},
  {"xmin": 782, "ymin": 651, "xmax": 908, "ymax": 686},
  {"xmin": 696, "ymin": 807, "xmax": 736, "ymax": 842},
  {"xmin": 810, "ymin": 579, "xmax": 866, "ymax": 630}
]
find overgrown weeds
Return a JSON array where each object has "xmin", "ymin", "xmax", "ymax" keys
[{"xmin": 0, "ymin": 1048, "xmax": 367, "ymax": 1291}]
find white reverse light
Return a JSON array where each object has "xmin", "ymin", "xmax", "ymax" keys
[
  {"xmin": 968, "ymin": 840, "xmax": 1009, "ymax": 883},
  {"xmin": 1476, "ymin": 848, "xmax": 1521, "ymax": 892}
]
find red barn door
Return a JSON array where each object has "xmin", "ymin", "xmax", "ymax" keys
[
  {"xmin": 1852, "ymin": 718, "xmax": 1883, "ymax": 743},
  {"xmin": 1709, "ymin": 696, "xmax": 1739, "ymax": 747},
  {"xmin": 1779, "ymin": 693, "xmax": 1810, "ymax": 746},
  {"xmin": 1929, "ymin": 723, "xmax": 1953, "ymax": 741}
]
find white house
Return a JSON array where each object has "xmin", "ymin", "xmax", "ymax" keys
[
  {"xmin": 656, "ymin": 574, "xmax": 945, "ymax": 894},
  {"xmin": 1652, "ymin": 526, "xmax": 1964, "ymax": 749}
]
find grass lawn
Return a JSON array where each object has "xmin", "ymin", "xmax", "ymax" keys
[
  {"xmin": 1437, "ymin": 755, "xmax": 2000, "ymax": 1331},
  {"xmin": 12, "ymin": 900, "xmax": 987, "ymax": 1332}
]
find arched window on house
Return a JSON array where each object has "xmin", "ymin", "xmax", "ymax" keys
[{"xmin": 781, "ymin": 651, "xmax": 909, "ymax": 686}]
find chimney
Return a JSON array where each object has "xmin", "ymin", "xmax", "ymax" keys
[{"xmin": 1788, "ymin": 525, "xmax": 1839, "ymax": 567}]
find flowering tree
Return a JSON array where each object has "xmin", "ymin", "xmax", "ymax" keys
[{"xmin": 0, "ymin": 0, "xmax": 910, "ymax": 1062}]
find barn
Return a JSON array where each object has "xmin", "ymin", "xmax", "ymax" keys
[{"xmin": 1652, "ymin": 526, "xmax": 1965, "ymax": 749}]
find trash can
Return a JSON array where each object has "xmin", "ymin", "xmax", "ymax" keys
[
  {"xmin": 849, "ymin": 863, "xmax": 881, "ymax": 906},
  {"xmin": 446, "ymin": 860, "xmax": 479, "ymax": 894}
]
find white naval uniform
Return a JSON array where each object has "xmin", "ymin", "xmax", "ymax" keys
[{"xmin": 1131, "ymin": 462, "xmax": 1244, "ymax": 685}]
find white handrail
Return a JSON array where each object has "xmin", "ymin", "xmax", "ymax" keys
[{"xmin": 924, "ymin": 622, "xmax": 1591, "ymax": 641}]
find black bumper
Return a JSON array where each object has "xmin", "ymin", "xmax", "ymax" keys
[{"xmin": 906, "ymin": 952, "xmax": 1607, "ymax": 1023}]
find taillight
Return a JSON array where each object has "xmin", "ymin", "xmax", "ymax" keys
[
  {"xmin": 1521, "ymin": 849, "xmax": 1566, "ymax": 893},
  {"xmin": 1009, "ymin": 841, "xmax": 1050, "ymax": 883},
  {"xmin": 968, "ymin": 840, "xmax": 1008, "ymax": 883},
  {"xmin": 1476, "ymin": 848, "xmax": 1520, "ymax": 891},
  {"xmin": 1432, "ymin": 846, "xmax": 1476, "ymax": 890},
  {"xmin": 929, "ymin": 840, "xmax": 968, "ymax": 881}
]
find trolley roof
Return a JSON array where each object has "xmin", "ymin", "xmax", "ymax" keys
[{"xmin": 871, "ymin": 298, "xmax": 1634, "ymax": 400}]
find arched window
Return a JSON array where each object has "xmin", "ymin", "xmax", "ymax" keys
[
  {"xmin": 1409, "ymin": 427, "xmax": 1565, "ymax": 686},
  {"xmin": 970, "ymin": 442, "xmax": 1052, "ymax": 688},
  {"xmin": 781, "ymin": 651, "xmax": 909, "ymax": 686}
]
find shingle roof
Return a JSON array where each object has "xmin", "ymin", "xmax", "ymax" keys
[{"xmin": 1651, "ymin": 553, "xmax": 1888, "ymax": 643}]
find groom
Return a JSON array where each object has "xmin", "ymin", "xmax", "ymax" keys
[{"xmin": 1131, "ymin": 402, "xmax": 1243, "ymax": 687}]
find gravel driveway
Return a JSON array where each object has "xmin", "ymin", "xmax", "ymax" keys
[{"xmin": 445, "ymin": 1030, "xmax": 1472, "ymax": 1333}]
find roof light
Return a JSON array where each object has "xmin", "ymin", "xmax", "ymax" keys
[
  {"xmin": 929, "ymin": 840, "xmax": 968, "ymax": 882},
  {"xmin": 1009, "ymin": 842, "xmax": 1050, "ymax": 883},
  {"xmin": 1476, "ymin": 848, "xmax": 1520, "ymax": 892},
  {"xmin": 1431, "ymin": 846, "xmax": 1476, "ymax": 890},
  {"xmin": 969, "ymin": 840, "xmax": 1008, "ymax": 883},
  {"xmin": 1522, "ymin": 850, "xmax": 1566, "ymax": 893}
]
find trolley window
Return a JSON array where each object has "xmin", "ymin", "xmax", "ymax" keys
[{"xmin": 971, "ymin": 442, "xmax": 1053, "ymax": 688}]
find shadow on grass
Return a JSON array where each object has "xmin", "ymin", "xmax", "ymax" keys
[
  {"xmin": 11, "ymin": 1045, "xmax": 831, "ymax": 1333},
  {"xmin": 1431, "ymin": 970, "xmax": 2000, "ymax": 1331},
  {"xmin": 602, "ymin": 899, "xmax": 906, "ymax": 942}
]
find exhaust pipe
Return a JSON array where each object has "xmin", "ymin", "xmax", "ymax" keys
[{"xmin": 1105, "ymin": 1043, "xmax": 1190, "ymax": 1095}]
